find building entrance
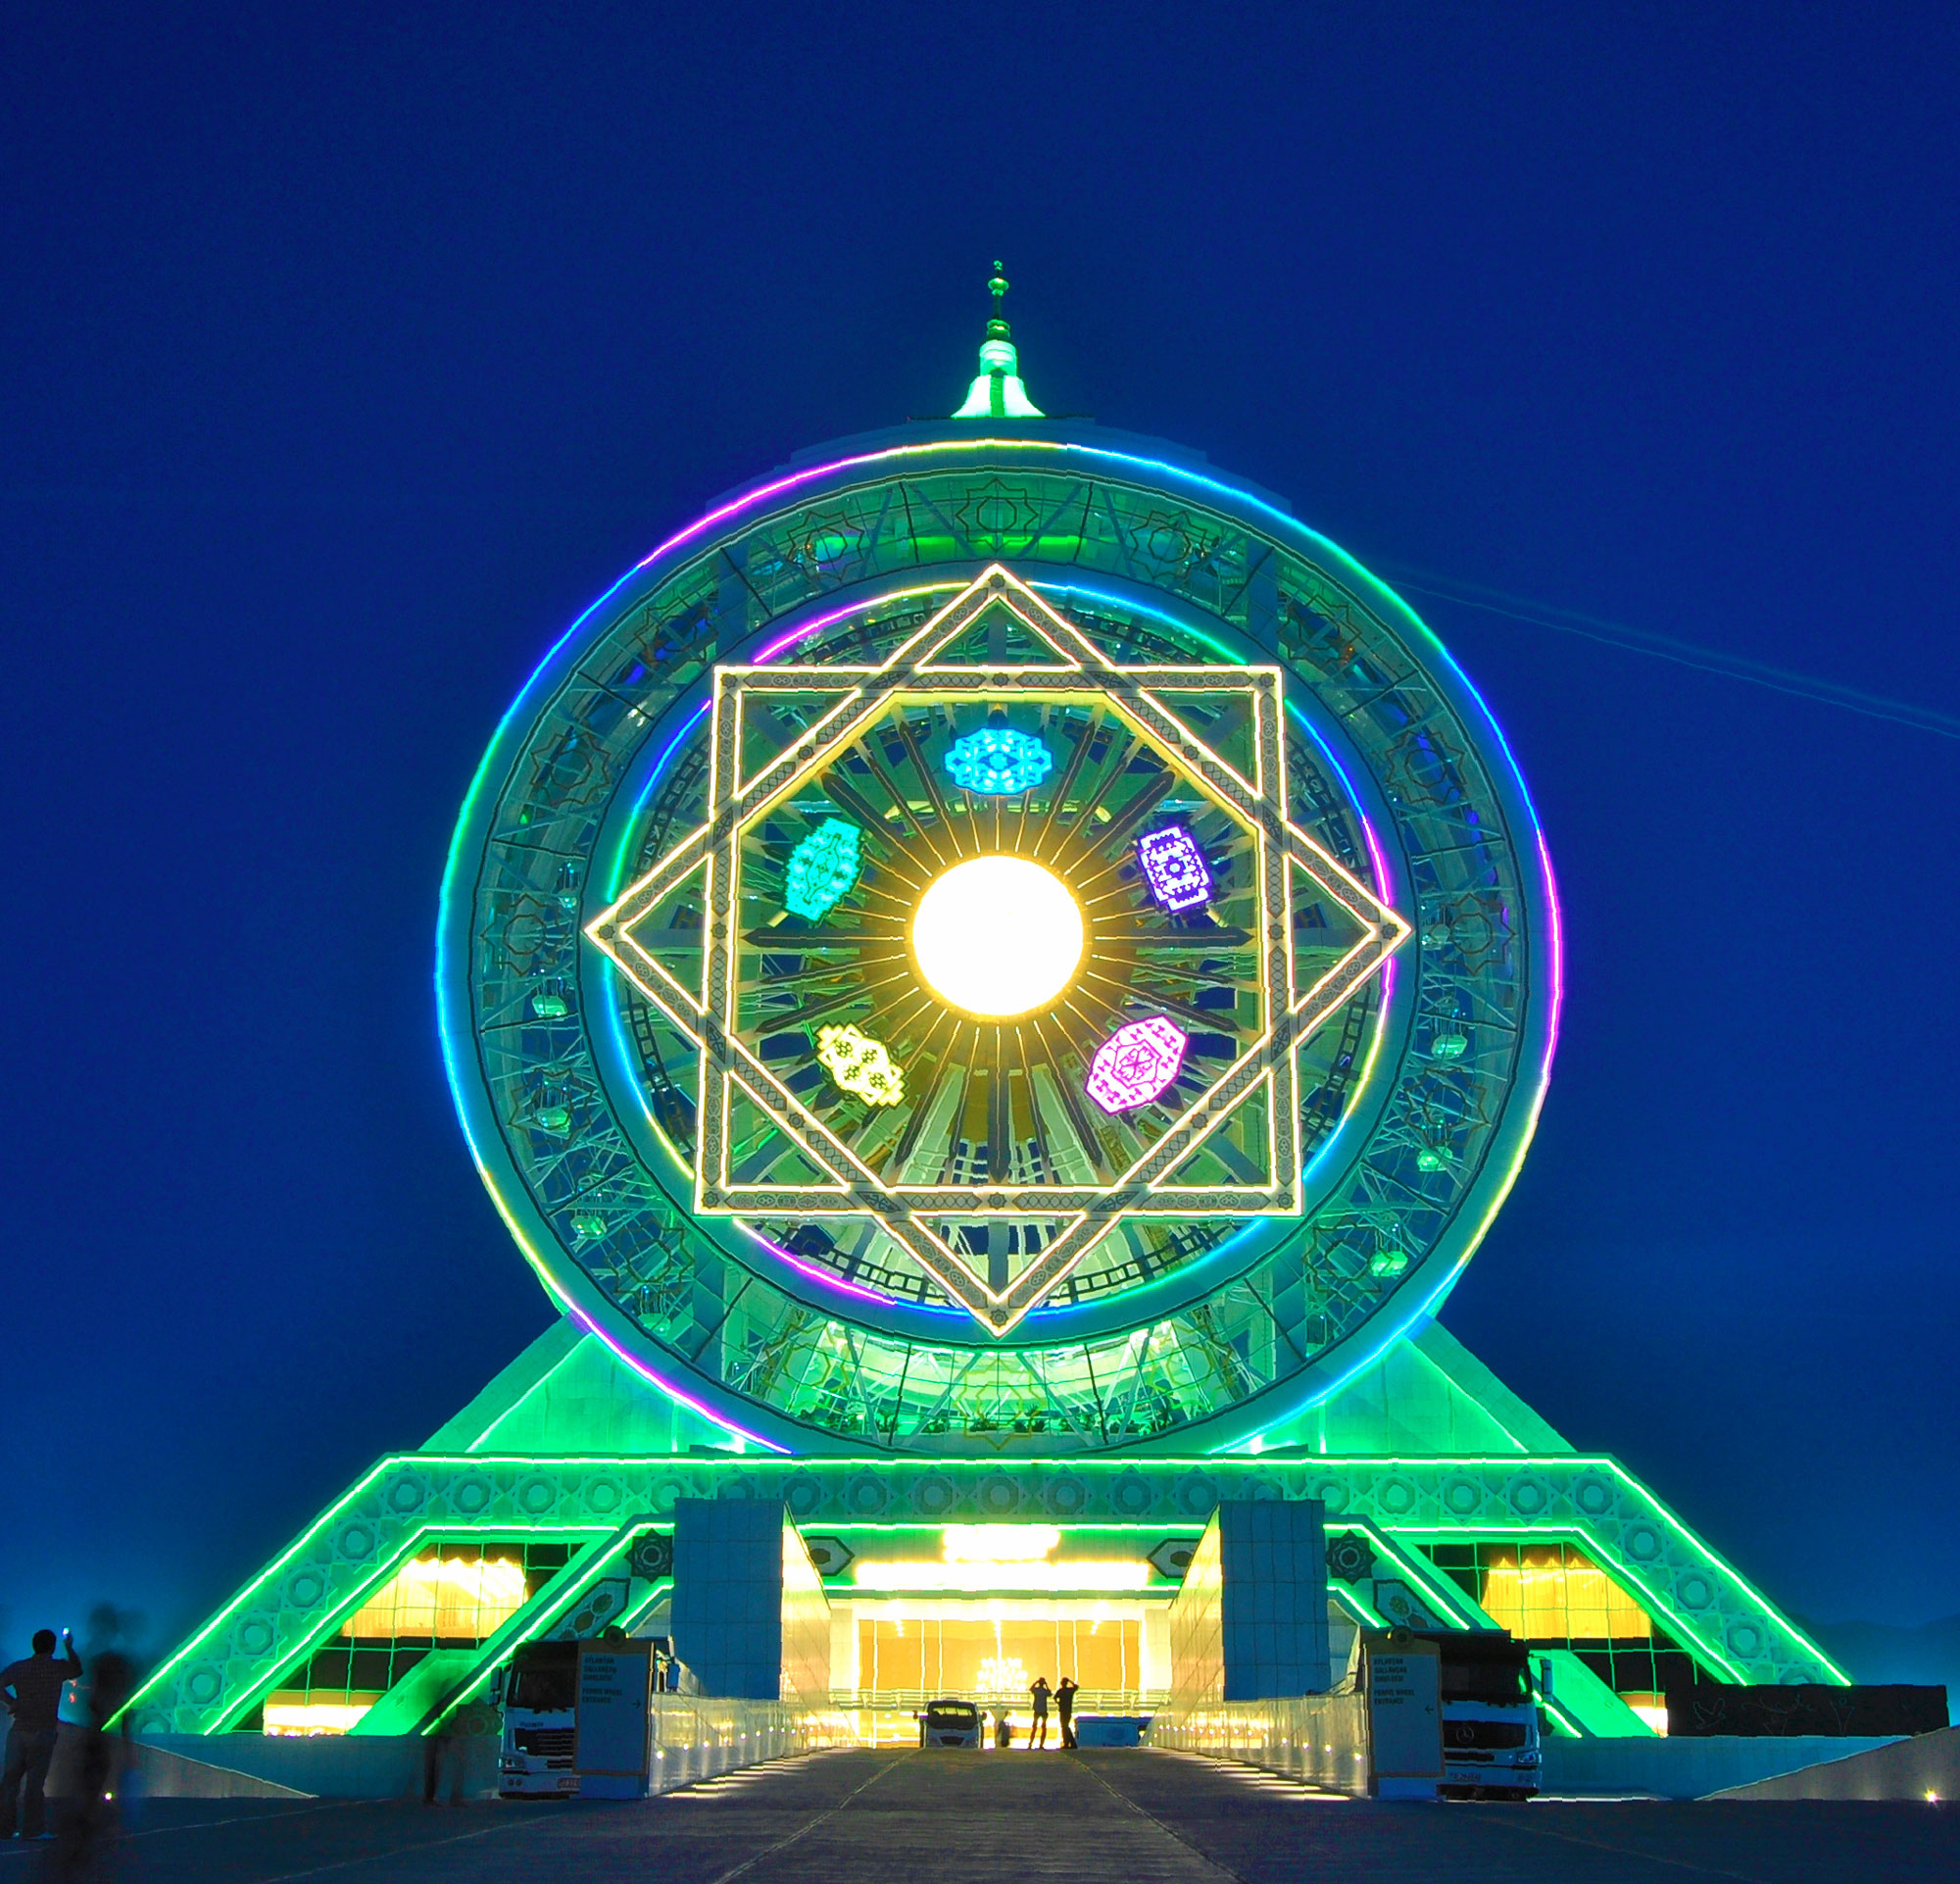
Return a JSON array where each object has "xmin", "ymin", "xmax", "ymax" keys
[
  {"xmin": 834, "ymin": 1594, "xmax": 1166, "ymax": 1746},
  {"xmin": 855, "ymin": 1601, "xmax": 1147, "ymax": 1697}
]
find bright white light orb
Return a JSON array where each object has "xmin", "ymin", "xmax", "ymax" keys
[{"xmin": 910, "ymin": 856, "xmax": 1084, "ymax": 1018}]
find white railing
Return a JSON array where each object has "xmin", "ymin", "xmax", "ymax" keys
[
  {"xmin": 648, "ymin": 1697, "xmax": 854, "ymax": 1793},
  {"xmin": 833, "ymin": 1688, "xmax": 1166, "ymax": 1713},
  {"xmin": 1148, "ymin": 1693, "xmax": 1370, "ymax": 1796}
]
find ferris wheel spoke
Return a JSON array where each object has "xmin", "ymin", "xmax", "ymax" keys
[
  {"xmin": 785, "ymin": 963, "xmax": 917, "ymax": 1032},
  {"xmin": 879, "ymin": 1040, "xmax": 963, "ymax": 1184},
  {"xmin": 1037, "ymin": 726, "xmax": 1143, "ymax": 870},
  {"xmin": 884, "ymin": 713, "xmax": 964, "ymax": 855},
  {"xmin": 814, "ymin": 768, "xmax": 941, "ymax": 885},
  {"xmin": 1075, "ymin": 965, "xmax": 1223, "ymax": 1039},
  {"xmin": 1024, "ymin": 708, "xmax": 1106, "ymax": 864},
  {"xmin": 846, "ymin": 740, "xmax": 954, "ymax": 872},
  {"xmin": 1059, "ymin": 771, "xmax": 1186, "ymax": 895}
]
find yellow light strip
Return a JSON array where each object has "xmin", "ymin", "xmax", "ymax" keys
[
  {"xmin": 579, "ymin": 562, "xmax": 1414, "ymax": 1334},
  {"xmin": 263, "ymin": 1698, "xmax": 377, "ymax": 1736},
  {"xmin": 943, "ymin": 1524, "xmax": 1060, "ymax": 1562},
  {"xmin": 852, "ymin": 1560, "xmax": 1152, "ymax": 1593}
]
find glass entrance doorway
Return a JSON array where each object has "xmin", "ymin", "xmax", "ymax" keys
[
  {"xmin": 835, "ymin": 1596, "xmax": 1167, "ymax": 1744},
  {"xmin": 857, "ymin": 1601, "xmax": 1144, "ymax": 1695}
]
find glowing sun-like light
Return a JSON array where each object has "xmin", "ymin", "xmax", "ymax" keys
[{"xmin": 910, "ymin": 856, "xmax": 1084, "ymax": 1018}]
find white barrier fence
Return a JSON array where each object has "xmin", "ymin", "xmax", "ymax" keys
[
  {"xmin": 1147, "ymin": 1693, "xmax": 1371, "ymax": 1795},
  {"xmin": 647, "ymin": 1697, "xmax": 855, "ymax": 1793}
]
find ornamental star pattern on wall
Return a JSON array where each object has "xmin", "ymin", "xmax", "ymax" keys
[{"xmin": 586, "ymin": 567, "xmax": 1411, "ymax": 1336}]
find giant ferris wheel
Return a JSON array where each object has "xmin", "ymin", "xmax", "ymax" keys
[{"xmin": 439, "ymin": 277, "xmax": 1559, "ymax": 1459}]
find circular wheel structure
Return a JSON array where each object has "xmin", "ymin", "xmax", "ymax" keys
[{"xmin": 440, "ymin": 424, "xmax": 1559, "ymax": 1456}]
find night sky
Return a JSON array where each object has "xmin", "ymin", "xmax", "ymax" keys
[{"xmin": 6, "ymin": 5, "xmax": 1958, "ymax": 1679}]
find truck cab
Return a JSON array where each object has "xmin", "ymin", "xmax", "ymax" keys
[
  {"xmin": 1418, "ymin": 1628, "xmax": 1543, "ymax": 1800},
  {"xmin": 497, "ymin": 1640, "xmax": 579, "ymax": 1798}
]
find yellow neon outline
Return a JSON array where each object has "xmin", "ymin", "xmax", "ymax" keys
[
  {"xmin": 1152, "ymin": 1068, "xmax": 1280, "ymax": 1193},
  {"xmin": 581, "ymin": 566, "xmax": 1413, "ymax": 1331}
]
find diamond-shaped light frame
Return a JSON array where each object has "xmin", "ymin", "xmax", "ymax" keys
[{"xmin": 587, "ymin": 568, "xmax": 1411, "ymax": 1335}]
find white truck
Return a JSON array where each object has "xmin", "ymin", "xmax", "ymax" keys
[
  {"xmin": 495, "ymin": 1639, "xmax": 580, "ymax": 1798},
  {"xmin": 1423, "ymin": 1628, "xmax": 1543, "ymax": 1800}
]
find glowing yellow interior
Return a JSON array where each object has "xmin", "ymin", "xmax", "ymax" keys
[
  {"xmin": 1478, "ymin": 1546, "xmax": 1651, "ymax": 1641},
  {"xmin": 909, "ymin": 855, "xmax": 1084, "ymax": 1017},
  {"xmin": 339, "ymin": 1554, "xmax": 528, "ymax": 1641},
  {"xmin": 857, "ymin": 1612, "xmax": 1141, "ymax": 1694}
]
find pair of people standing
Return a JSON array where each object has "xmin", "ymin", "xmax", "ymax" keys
[{"xmin": 1026, "ymin": 1674, "xmax": 1079, "ymax": 1749}]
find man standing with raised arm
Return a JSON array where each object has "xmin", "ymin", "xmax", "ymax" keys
[{"xmin": 1, "ymin": 1629, "xmax": 82, "ymax": 1840}]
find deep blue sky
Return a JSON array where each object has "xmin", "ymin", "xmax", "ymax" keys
[{"xmin": 6, "ymin": 4, "xmax": 1957, "ymax": 1662}]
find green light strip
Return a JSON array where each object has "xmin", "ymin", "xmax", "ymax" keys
[
  {"xmin": 221, "ymin": 1522, "xmax": 614, "ymax": 1734},
  {"xmin": 129, "ymin": 1447, "xmax": 1841, "ymax": 1732},
  {"xmin": 118, "ymin": 1456, "xmax": 397, "ymax": 1725}
]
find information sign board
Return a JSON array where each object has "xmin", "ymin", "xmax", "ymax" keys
[
  {"xmin": 1367, "ymin": 1639, "xmax": 1443, "ymax": 1789},
  {"xmin": 575, "ymin": 1641, "xmax": 653, "ymax": 1794}
]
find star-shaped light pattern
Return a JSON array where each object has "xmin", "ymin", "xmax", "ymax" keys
[
  {"xmin": 586, "ymin": 567, "xmax": 1413, "ymax": 1335},
  {"xmin": 1086, "ymin": 1016, "xmax": 1188, "ymax": 1114},
  {"xmin": 1136, "ymin": 824, "xmax": 1212, "ymax": 913},
  {"xmin": 784, "ymin": 818, "xmax": 861, "ymax": 920},
  {"xmin": 815, "ymin": 1024, "xmax": 905, "ymax": 1107},
  {"xmin": 944, "ymin": 726, "xmax": 1054, "ymax": 795}
]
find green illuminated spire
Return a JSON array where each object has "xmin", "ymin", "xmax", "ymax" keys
[{"xmin": 953, "ymin": 261, "xmax": 1044, "ymax": 419}]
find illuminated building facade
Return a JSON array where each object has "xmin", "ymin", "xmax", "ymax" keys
[{"xmin": 126, "ymin": 279, "xmax": 1847, "ymax": 1750}]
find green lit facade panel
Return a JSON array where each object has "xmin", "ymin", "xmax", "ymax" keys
[{"xmin": 124, "ymin": 1423, "xmax": 1843, "ymax": 1736}]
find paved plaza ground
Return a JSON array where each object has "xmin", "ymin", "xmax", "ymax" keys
[{"xmin": 4, "ymin": 1747, "xmax": 1955, "ymax": 1884}]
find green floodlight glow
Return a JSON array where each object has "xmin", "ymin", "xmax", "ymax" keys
[
  {"xmin": 148, "ymin": 310, "xmax": 1851, "ymax": 1749},
  {"xmin": 122, "ymin": 1448, "xmax": 1847, "ymax": 1734},
  {"xmin": 784, "ymin": 818, "xmax": 862, "ymax": 920},
  {"xmin": 442, "ymin": 430, "xmax": 1557, "ymax": 1444},
  {"xmin": 955, "ymin": 358, "xmax": 1045, "ymax": 420}
]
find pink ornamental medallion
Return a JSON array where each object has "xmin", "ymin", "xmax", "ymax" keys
[{"xmin": 1086, "ymin": 1016, "xmax": 1189, "ymax": 1114}]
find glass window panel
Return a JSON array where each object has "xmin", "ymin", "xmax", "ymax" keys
[
  {"xmin": 263, "ymin": 1690, "xmax": 382, "ymax": 1736},
  {"xmin": 855, "ymin": 1615, "xmax": 1141, "ymax": 1696},
  {"xmin": 1472, "ymin": 1541, "xmax": 1651, "ymax": 1645},
  {"xmin": 340, "ymin": 1553, "xmax": 528, "ymax": 1643}
]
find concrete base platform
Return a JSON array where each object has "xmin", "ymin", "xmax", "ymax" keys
[
  {"xmin": 1712, "ymin": 1722, "xmax": 1960, "ymax": 1800},
  {"xmin": 46, "ymin": 1726, "xmax": 499, "ymax": 1801},
  {"xmin": 7, "ymin": 1746, "xmax": 1957, "ymax": 1883},
  {"xmin": 1540, "ymin": 1731, "xmax": 1905, "ymax": 1800}
]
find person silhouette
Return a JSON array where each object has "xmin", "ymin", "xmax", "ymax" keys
[
  {"xmin": 1055, "ymin": 1675, "xmax": 1079, "ymax": 1749},
  {"xmin": 1, "ymin": 1629, "xmax": 82, "ymax": 1841},
  {"xmin": 1029, "ymin": 1676, "xmax": 1052, "ymax": 1749},
  {"xmin": 50, "ymin": 1649, "xmax": 133, "ymax": 1875}
]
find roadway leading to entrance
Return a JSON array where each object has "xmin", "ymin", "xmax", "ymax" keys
[{"xmin": 10, "ymin": 1748, "xmax": 1955, "ymax": 1884}]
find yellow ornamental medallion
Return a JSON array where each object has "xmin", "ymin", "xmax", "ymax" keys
[{"xmin": 815, "ymin": 1024, "xmax": 905, "ymax": 1107}]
